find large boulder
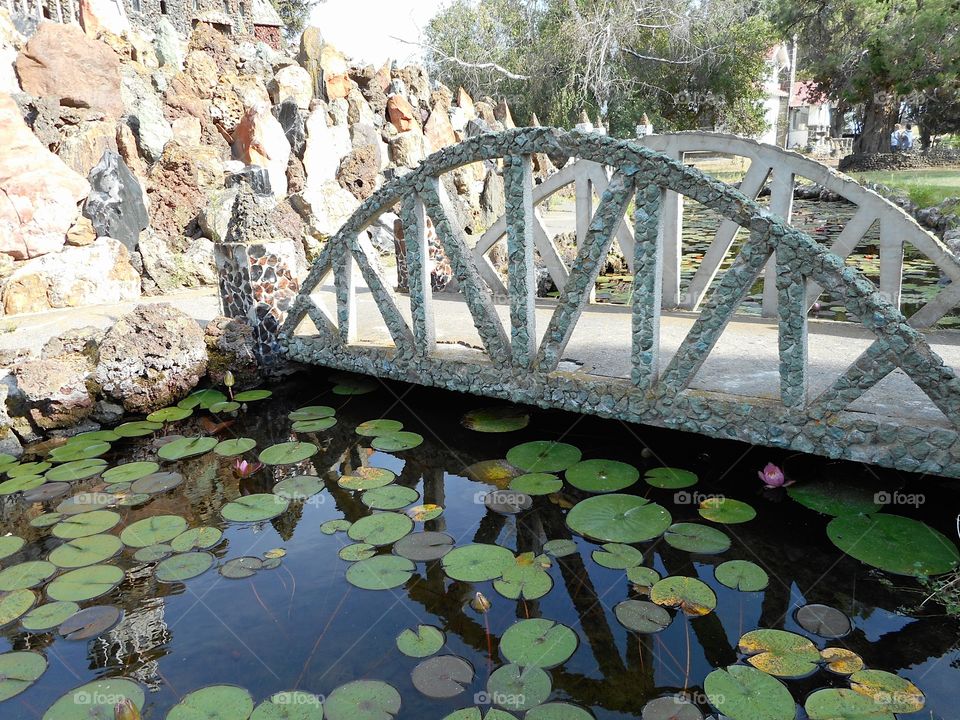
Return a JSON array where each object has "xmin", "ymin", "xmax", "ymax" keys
[
  {"xmin": 269, "ymin": 64, "xmax": 312, "ymax": 110},
  {"xmin": 0, "ymin": 9, "xmax": 22, "ymax": 95},
  {"xmin": 210, "ymin": 72, "xmax": 271, "ymax": 135},
  {"xmin": 146, "ymin": 141, "xmax": 223, "ymax": 243},
  {"xmin": 297, "ymin": 179, "xmax": 359, "ymax": 239},
  {"xmin": 297, "ymin": 25, "xmax": 324, "ymax": 99},
  {"xmin": 302, "ymin": 104, "xmax": 350, "ymax": 191},
  {"xmin": 337, "ymin": 146, "xmax": 378, "ymax": 200},
  {"xmin": 83, "ymin": 150, "xmax": 149, "ymax": 252},
  {"xmin": 232, "ymin": 103, "xmax": 290, "ymax": 197},
  {"xmin": 273, "ymin": 99, "xmax": 306, "ymax": 158},
  {"xmin": 78, "ymin": 0, "xmax": 130, "ymax": 38},
  {"xmin": 389, "ymin": 130, "xmax": 426, "ymax": 168},
  {"xmin": 319, "ymin": 44, "xmax": 351, "ymax": 101},
  {"xmin": 198, "ymin": 185, "xmax": 239, "ymax": 244},
  {"xmin": 56, "ymin": 117, "xmax": 118, "ymax": 177},
  {"xmin": 14, "ymin": 355, "xmax": 96, "ymax": 430},
  {"xmin": 0, "ymin": 92, "xmax": 89, "ymax": 260},
  {"xmin": 138, "ymin": 231, "xmax": 216, "ymax": 292},
  {"xmin": 15, "ymin": 23, "xmax": 123, "ymax": 118},
  {"xmin": 154, "ymin": 17, "xmax": 184, "ymax": 70},
  {"xmin": 95, "ymin": 303, "xmax": 208, "ymax": 413},
  {"xmin": 387, "ymin": 94, "xmax": 419, "ymax": 132},
  {"xmin": 120, "ymin": 65, "xmax": 172, "ymax": 162},
  {"xmin": 424, "ymin": 104, "xmax": 457, "ymax": 152}
]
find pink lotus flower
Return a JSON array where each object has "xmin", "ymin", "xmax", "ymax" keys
[
  {"xmin": 758, "ymin": 462, "xmax": 788, "ymax": 488},
  {"xmin": 233, "ymin": 459, "xmax": 263, "ymax": 478}
]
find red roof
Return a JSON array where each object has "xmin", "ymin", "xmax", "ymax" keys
[{"xmin": 790, "ymin": 81, "xmax": 825, "ymax": 108}]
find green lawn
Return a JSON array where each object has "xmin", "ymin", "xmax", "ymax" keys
[{"xmin": 851, "ymin": 169, "xmax": 960, "ymax": 207}]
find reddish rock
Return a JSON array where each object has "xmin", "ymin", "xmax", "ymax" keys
[
  {"xmin": 232, "ymin": 104, "xmax": 291, "ymax": 196},
  {"xmin": 456, "ymin": 87, "xmax": 476, "ymax": 119},
  {"xmin": 387, "ymin": 94, "xmax": 419, "ymax": 132},
  {"xmin": 78, "ymin": 0, "xmax": 130, "ymax": 38},
  {"xmin": 320, "ymin": 44, "xmax": 351, "ymax": 101},
  {"xmin": 15, "ymin": 23, "xmax": 123, "ymax": 118},
  {"xmin": 424, "ymin": 104, "xmax": 457, "ymax": 152},
  {"xmin": 495, "ymin": 99, "xmax": 515, "ymax": 129},
  {"xmin": 336, "ymin": 146, "xmax": 378, "ymax": 200}
]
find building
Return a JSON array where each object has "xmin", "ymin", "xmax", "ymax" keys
[
  {"xmin": 760, "ymin": 43, "xmax": 791, "ymax": 147},
  {"xmin": 787, "ymin": 81, "xmax": 833, "ymax": 149}
]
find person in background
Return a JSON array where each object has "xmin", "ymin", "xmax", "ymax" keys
[
  {"xmin": 891, "ymin": 123, "xmax": 903, "ymax": 151},
  {"xmin": 901, "ymin": 124, "xmax": 915, "ymax": 151}
]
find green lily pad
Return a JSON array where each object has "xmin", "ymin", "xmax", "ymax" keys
[
  {"xmin": 567, "ymin": 494, "xmax": 671, "ymax": 543},
  {"xmin": 393, "ymin": 531, "xmax": 455, "ymax": 561},
  {"xmin": 177, "ymin": 389, "xmax": 228, "ymax": 410},
  {"xmin": 362, "ymin": 485, "xmax": 420, "ymax": 510},
  {"xmin": 499, "ymin": 618, "xmax": 578, "ymax": 668},
  {"xmin": 259, "ymin": 441, "xmax": 318, "ymax": 465},
  {"xmin": 849, "ymin": 669, "xmax": 925, "ymax": 713},
  {"xmin": 650, "ymin": 576, "xmax": 717, "ymax": 616},
  {"xmin": 103, "ymin": 462, "xmax": 160, "ymax": 484},
  {"xmin": 58, "ymin": 604, "xmax": 122, "ymax": 640},
  {"xmin": 209, "ymin": 401, "xmax": 241, "ymax": 413},
  {"xmin": 715, "ymin": 560, "xmax": 769, "ymax": 591},
  {"xmin": 158, "ymin": 436, "xmax": 219, "ymax": 461},
  {"xmin": 115, "ymin": 492, "xmax": 150, "ymax": 508},
  {"xmin": 220, "ymin": 557, "xmax": 263, "ymax": 579},
  {"xmin": 826, "ymin": 513, "xmax": 960, "ymax": 575},
  {"xmin": 8, "ymin": 461, "xmax": 51, "ymax": 477},
  {"xmin": 644, "ymin": 467, "xmax": 698, "ymax": 489},
  {"xmin": 42, "ymin": 678, "xmax": 144, "ymax": 720},
  {"xmin": 339, "ymin": 467, "xmax": 396, "ymax": 490},
  {"xmin": 411, "ymin": 655, "xmax": 474, "ymax": 698},
  {"xmin": 566, "ymin": 459, "xmax": 639, "ymax": 493},
  {"xmin": 614, "ymin": 599, "xmax": 671, "ymax": 633},
  {"xmin": 56, "ymin": 491, "xmax": 117, "ymax": 515},
  {"xmin": 48, "ymin": 442, "xmax": 111, "ymax": 463},
  {"xmin": 131, "ymin": 471, "xmax": 184, "ymax": 495},
  {"xmin": 487, "ymin": 663, "xmax": 550, "ymax": 711},
  {"xmin": 804, "ymin": 688, "xmax": 895, "ymax": 720},
  {"xmin": 20, "ymin": 600, "xmax": 80, "ymax": 631},
  {"xmin": 0, "ymin": 588, "xmax": 36, "ymax": 626},
  {"xmin": 113, "ymin": 420, "xmax": 162, "ymax": 437},
  {"xmin": 356, "ymin": 419, "xmax": 404, "ymax": 436},
  {"xmin": 167, "ymin": 685, "xmax": 254, "ymax": 720},
  {"xmin": 331, "ymin": 377, "xmax": 378, "ymax": 395},
  {"xmin": 640, "ymin": 696, "xmax": 703, "ymax": 720},
  {"xmin": 509, "ymin": 473, "xmax": 562, "ymax": 495},
  {"xmin": 52, "ymin": 510, "xmax": 121, "ymax": 539},
  {"xmin": 339, "ymin": 543, "xmax": 376, "ymax": 561},
  {"xmin": 407, "ymin": 504, "xmax": 444, "ymax": 522},
  {"xmin": 156, "ymin": 551, "xmax": 215, "ymax": 582},
  {"xmin": 289, "ymin": 405, "xmax": 336, "ymax": 421},
  {"xmin": 441, "ymin": 543, "xmax": 515, "ymax": 582},
  {"xmin": 524, "ymin": 704, "xmax": 593, "ymax": 720},
  {"xmin": 31, "ymin": 512, "xmax": 64, "ymax": 528},
  {"xmin": 273, "ymin": 475, "xmax": 324, "ymax": 500},
  {"xmin": 49, "ymin": 535, "xmax": 123, "ymax": 568},
  {"xmin": 0, "ymin": 560, "xmax": 57, "ymax": 590},
  {"xmin": 72, "ymin": 430, "xmax": 120, "ymax": 443},
  {"xmin": 663, "ymin": 523, "xmax": 731, "ymax": 554},
  {"xmin": 293, "ymin": 418, "xmax": 338, "ymax": 432},
  {"xmin": 348, "ymin": 512, "xmax": 413, "ymax": 546},
  {"xmin": 214, "ymin": 438, "xmax": 257, "ymax": 457},
  {"xmin": 371, "ymin": 432, "xmax": 424, "ymax": 452},
  {"xmin": 222, "ymin": 494, "xmax": 290, "ymax": 522},
  {"xmin": 592, "ymin": 543, "xmax": 644, "ymax": 569},
  {"xmin": 698, "ymin": 497, "xmax": 756, "ymax": 524},
  {"xmin": 441, "ymin": 709, "xmax": 515, "ymax": 720},
  {"xmin": 397, "ymin": 624, "xmax": 445, "ymax": 657},
  {"xmin": 234, "ymin": 389, "xmax": 273, "ymax": 402},
  {"xmin": 543, "ymin": 539, "xmax": 578, "ymax": 557},
  {"xmin": 493, "ymin": 555, "xmax": 554, "ymax": 600},
  {"xmin": 794, "ymin": 603, "xmax": 852, "ymax": 638},
  {"xmin": 346, "ymin": 555, "xmax": 415, "ymax": 590},
  {"xmin": 461, "ymin": 407, "xmax": 530, "ymax": 433},
  {"xmin": 703, "ymin": 665, "xmax": 795, "ymax": 720},
  {"xmin": 506, "ymin": 441, "xmax": 581, "ymax": 473},
  {"xmin": 324, "ymin": 680, "xmax": 400, "ymax": 720},
  {"xmin": 121, "ymin": 515, "xmax": 188, "ymax": 547},
  {"xmin": 146, "ymin": 406, "xmax": 193, "ymax": 423},
  {"xmin": 46, "ymin": 564, "xmax": 124, "ymax": 602},
  {"xmin": 627, "ymin": 565, "xmax": 662, "ymax": 589},
  {"xmin": 171, "ymin": 527, "xmax": 223, "ymax": 552},
  {"xmin": 250, "ymin": 691, "xmax": 324, "ymax": 719},
  {"xmin": 320, "ymin": 519, "xmax": 352, "ymax": 535},
  {"xmin": 788, "ymin": 480, "xmax": 884, "ymax": 516},
  {"xmin": 134, "ymin": 544, "xmax": 173, "ymax": 563},
  {"xmin": 739, "ymin": 629, "xmax": 821, "ymax": 678},
  {"xmin": 0, "ymin": 474, "xmax": 45, "ymax": 494}
]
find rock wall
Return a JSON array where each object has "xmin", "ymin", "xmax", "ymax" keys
[{"xmin": 839, "ymin": 148, "xmax": 960, "ymax": 172}]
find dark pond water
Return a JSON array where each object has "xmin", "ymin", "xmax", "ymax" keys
[{"xmin": 1, "ymin": 375, "xmax": 958, "ymax": 718}]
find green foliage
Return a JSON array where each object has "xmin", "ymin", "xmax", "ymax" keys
[{"xmin": 269, "ymin": 0, "xmax": 320, "ymax": 40}]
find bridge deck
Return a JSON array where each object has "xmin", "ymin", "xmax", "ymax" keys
[{"xmin": 306, "ymin": 283, "xmax": 960, "ymax": 430}]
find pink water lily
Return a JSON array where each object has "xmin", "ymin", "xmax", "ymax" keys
[
  {"xmin": 233, "ymin": 458, "xmax": 263, "ymax": 478},
  {"xmin": 758, "ymin": 462, "xmax": 789, "ymax": 488}
]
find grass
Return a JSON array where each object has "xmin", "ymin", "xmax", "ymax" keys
[{"xmin": 851, "ymin": 169, "xmax": 960, "ymax": 207}]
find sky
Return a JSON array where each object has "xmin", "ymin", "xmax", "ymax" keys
[{"xmin": 310, "ymin": 0, "xmax": 451, "ymax": 67}]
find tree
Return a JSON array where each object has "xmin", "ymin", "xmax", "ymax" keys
[{"xmin": 269, "ymin": 0, "xmax": 321, "ymax": 41}]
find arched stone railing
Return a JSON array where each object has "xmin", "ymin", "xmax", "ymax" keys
[{"xmin": 280, "ymin": 128, "xmax": 960, "ymax": 476}]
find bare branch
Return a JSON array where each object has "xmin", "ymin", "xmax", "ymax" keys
[{"xmin": 390, "ymin": 36, "xmax": 530, "ymax": 81}]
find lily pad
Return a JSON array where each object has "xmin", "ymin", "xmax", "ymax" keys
[
  {"xmin": 209, "ymin": 401, "xmax": 241, "ymax": 414},
  {"xmin": 714, "ymin": 560, "xmax": 769, "ymax": 591},
  {"xmin": 506, "ymin": 441, "xmax": 581, "ymax": 473},
  {"xmin": 441, "ymin": 710, "xmax": 515, "ymax": 720},
  {"xmin": 146, "ymin": 406, "xmax": 194, "ymax": 423},
  {"xmin": 641, "ymin": 696, "xmax": 703, "ymax": 720},
  {"xmin": 234, "ymin": 389, "xmax": 273, "ymax": 402},
  {"xmin": 362, "ymin": 485, "xmax": 420, "ymax": 510},
  {"xmin": 260, "ymin": 441, "xmax": 318, "ymax": 465},
  {"xmin": 158, "ymin": 436, "xmax": 218, "ymax": 461},
  {"xmin": 156, "ymin": 551, "xmax": 215, "ymax": 582},
  {"xmin": 53, "ymin": 510, "xmax": 121, "ymax": 539},
  {"xmin": 339, "ymin": 543, "xmax": 376, "ymax": 561},
  {"xmin": 332, "ymin": 378, "xmax": 378, "ymax": 395},
  {"xmin": 214, "ymin": 438, "xmax": 257, "ymax": 457},
  {"xmin": 115, "ymin": 492, "xmax": 151, "ymax": 508},
  {"xmin": 739, "ymin": 628, "xmax": 821, "ymax": 678},
  {"xmin": 324, "ymin": 680, "xmax": 400, "ymax": 720},
  {"xmin": 566, "ymin": 494, "xmax": 671, "ymax": 543},
  {"xmin": 397, "ymin": 624, "xmax": 445, "ymax": 657},
  {"xmin": 178, "ymin": 389, "xmax": 228, "ymax": 410},
  {"xmin": 663, "ymin": 523, "xmax": 731, "ymax": 554},
  {"xmin": 0, "ymin": 474, "xmax": 45, "ymax": 494},
  {"xmin": 483, "ymin": 489, "xmax": 533, "ymax": 514},
  {"xmin": 346, "ymin": 555, "xmax": 415, "ymax": 590},
  {"xmin": 461, "ymin": 407, "xmax": 530, "ymax": 433},
  {"xmin": 131, "ymin": 471, "xmax": 184, "ymax": 495},
  {"xmin": 134, "ymin": 544, "xmax": 173, "ymax": 563},
  {"xmin": 788, "ymin": 480, "xmax": 884, "ymax": 516},
  {"xmin": 820, "ymin": 647, "xmax": 865, "ymax": 675},
  {"xmin": 592, "ymin": 543, "xmax": 644, "ymax": 569},
  {"xmin": 339, "ymin": 467, "xmax": 396, "ymax": 490},
  {"xmin": 356, "ymin": 419, "xmax": 405, "ymax": 436},
  {"xmin": 73, "ymin": 430, "xmax": 120, "ymax": 443},
  {"xmin": 371, "ymin": 432, "xmax": 424, "ymax": 452},
  {"xmin": 411, "ymin": 655, "xmax": 474, "ymax": 698},
  {"xmin": 510, "ymin": 473, "xmax": 562, "ymax": 495},
  {"xmin": 525, "ymin": 704, "xmax": 593, "ymax": 720},
  {"xmin": 393, "ymin": 531, "xmax": 455, "ymax": 561},
  {"xmin": 8, "ymin": 461, "xmax": 51, "ymax": 477},
  {"xmin": 826, "ymin": 513, "xmax": 960, "ymax": 576},
  {"xmin": 167, "ymin": 685, "xmax": 255, "ymax": 720},
  {"xmin": 46, "ymin": 564, "xmax": 124, "ymax": 602},
  {"xmin": 220, "ymin": 557, "xmax": 264, "ymax": 579},
  {"xmin": 113, "ymin": 420, "xmax": 163, "ymax": 437},
  {"xmin": 42, "ymin": 678, "xmax": 144, "ymax": 720},
  {"xmin": 47, "ymin": 442, "xmax": 110, "ymax": 463},
  {"xmin": 49, "ymin": 535, "xmax": 123, "ymax": 568},
  {"xmin": 566, "ymin": 459, "xmax": 639, "ymax": 493},
  {"xmin": 804, "ymin": 688, "xmax": 894, "ymax": 720},
  {"xmin": 222, "ymin": 494, "xmax": 290, "ymax": 522},
  {"xmin": 543, "ymin": 539, "xmax": 577, "ymax": 558},
  {"xmin": 462, "ymin": 460, "xmax": 523, "ymax": 484},
  {"xmin": 441, "ymin": 543, "xmax": 515, "ymax": 582},
  {"xmin": 348, "ymin": 512, "xmax": 413, "ymax": 546},
  {"xmin": 103, "ymin": 462, "xmax": 160, "ymax": 484},
  {"xmin": 21, "ymin": 600, "xmax": 80, "ymax": 631},
  {"xmin": 850, "ymin": 669, "xmax": 925, "ymax": 713},
  {"xmin": 650, "ymin": 576, "xmax": 717, "ymax": 616},
  {"xmin": 171, "ymin": 527, "xmax": 223, "ymax": 552},
  {"xmin": 320, "ymin": 519, "xmax": 352, "ymax": 535},
  {"xmin": 487, "ymin": 663, "xmax": 550, "ymax": 711},
  {"xmin": 22, "ymin": 481, "xmax": 70, "ymax": 503},
  {"xmin": 627, "ymin": 565, "xmax": 661, "ymax": 589},
  {"xmin": 56, "ymin": 491, "xmax": 117, "ymax": 515},
  {"xmin": 121, "ymin": 515, "xmax": 188, "ymax": 547},
  {"xmin": 698, "ymin": 497, "xmax": 756, "ymax": 524},
  {"xmin": 0, "ymin": 588, "xmax": 36, "ymax": 626},
  {"xmin": 407, "ymin": 504, "xmax": 443, "ymax": 522},
  {"xmin": 273, "ymin": 475, "xmax": 325, "ymax": 500},
  {"xmin": 614, "ymin": 599, "xmax": 672, "ymax": 633},
  {"xmin": 493, "ymin": 555, "xmax": 553, "ymax": 600},
  {"xmin": 0, "ymin": 560, "xmax": 57, "ymax": 590},
  {"xmin": 58, "ymin": 604, "xmax": 122, "ymax": 640},
  {"xmin": 31, "ymin": 512, "xmax": 64, "ymax": 528},
  {"xmin": 288, "ymin": 405, "xmax": 335, "ymax": 421},
  {"xmin": 250, "ymin": 691, "xmax": 325, "ymax": 719},
  {"xmin": 499, "ymin": 618, "xmax": 578, "ymax": 668},
  {"xmin": 795, "ymin": 603, "xmax": 852, "ymax": 638},
  {"xmin": 703, "ymin": 665, "xmax": 795, "ymax": 720},
  {"xmin": 293, "ymin": 418, "xmax": 338, "ymax": 432},
  {"xmin": 644, "ymin": 467, "xmax": 697, "ymax": 489}
]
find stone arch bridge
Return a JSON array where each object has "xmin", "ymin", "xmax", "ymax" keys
[{"xmin": 276, "ymin": 128, "xmax": 960, "ymax": 478}]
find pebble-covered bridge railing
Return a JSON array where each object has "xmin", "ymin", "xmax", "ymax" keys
[{"xmin": 279, "ymin": 128, "xmax": 960, "ymax": 477}]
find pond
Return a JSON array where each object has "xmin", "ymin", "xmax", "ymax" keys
[{"xmin": 0, "ymin": 374, "xmax": 958, "ymax": 719}]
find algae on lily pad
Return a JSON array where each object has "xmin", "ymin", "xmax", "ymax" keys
[
  {"xmin": 499, "ymin": 618, "xmax": 578, "ymax": 668},
  {"xmin": 121, "ymin": 515, "xmax": 188, "ymax": 547},
  {"xmin": 222, "ymin": 494, "xmax": 290, "ymax": 522},
  {"xmin": 324, "ymin": 679, "xmax": 401, "ymax": 720},
  {"xmin": 820, "ymin": 647, "xmax": 864, "ymax": 675},
  {"xmin": 804, "ymin": 688, "xmax": 894, "ymax": 720},
  {"xmin": 411, "ymin": 655, "xmax": 474, "ymax": 698},
  {"xmin": 566, "ymin": 494, "xmax": 671, "ymax": 543},
  {"xmin": 46, "ymin": 564, "xmax": 124, "ymax": 602},
  {"xmin": 214, "ymin": 438, "xmax": 257, "ymax": 457},
  {"xmin": 441, "ymin": 543, "xmax": 515, "ymax": 582},
  {"xmin": 166, "ymin": 684, "xmax": 255, "ymax": 720},
  {"xmin": 738, "ymin": 628, "xmax": 821, "ymax": 678},
  {"xmin": 250, "ymin": 691, "xmax": 324, "ymax": 719},
  {"xmin": 644, "ymin": 467, "xmax": 697, "ymax": 489},
  {"xmin": 698, "ymin": 497, "xmax": 756, "ymax": 524},
  {"xmin": 461, "ymin": 407, "xmax": 530, "ymax": 433},
  {"xmin": 273, "ymin": 475, "xmax": 325, "ymax": 500},
  {"xmin": 788, "ymin": 480, "xmax": 884, "ymax": 517},
  {"xmin": 58, "ymin": 604, "xmax": 122, "ymax": 640},
  {"xmin": 462, "ymin": 459, "xmax": 523, "ymax": 485},
  {"xmin": 371, "ymin": 432, "xmax": 424, "ymax": 452},
  {"xmin": 566, "ymin": 459, "xmax": 639, "ymax": 493},
  {"xmin": 703, "ymin": 665, "xmax": 795, "ymax": 720},
  {"xmin": 362, "ymin": 485, "xmax": 420, "ymax": 510},
  {"xmin": 510, "ymin": 473, "xmax": 563, "ymax": 495},
  {"xmin": 663, "ymin": 523, "xmax": 731, "ymax": 554},
  {"xmin": 0, "ymin": 560, "xmax": 57, "ymax": 590},
  {"xmin": 42, "ymin": 678, "xmax": 144, "ymax": 720},
  {"xmin": 171, "ymin": 527, "xmax": 223, "ymax": 552},
  {"xmin": 356, "ymin": 419, "xmax": 404, "ymax": 436},
  {"xmin": 20, "ymin": 600, "xmax": 80, "ymax": 631},
  {"xmin": 614, "ymin": 599, "xmax": 671, "ymax": 633},
  {"xmin": 346, "ymin": 555, "xmax": 415, "ymax": 590},
  {"xmin": 103, "ymin": 462, "xmax": 159, "ymax": 484},
  {"xmin": 397, "ymin": 624, "xmax": 445, "ymax": 657},
  {"xmin": 53, "ymin": 510, "xmax": 121, "ymax": 539},
  {"xmin": 259, "ymin": 441, "xmax": 318, "ymax": 465},
  {"xmin": 650, "ymin": 576, "xmax": 717, "ymax": 616},
  {"xmin": 407, "ymin": 504, "xmax": 443, "ymax": 522},
  {"xmin": 49, "ymin": 535, "xmax": 123, "ymax": 568},
  {"xmin": 826, "ymin": 513, "xmax": 960, "ymax": 576},
  {"xmin": 794, "ymin": 603, "xmax": 852, "ymax": 638},
  {"xmin": 714, "ymin": 560, "xmax": 769, "ymax": 591},
  {"xmin": 0, "ymin": 588, "xmax": 36, "ymax": 626},
  {"xmin": 393, "ymin": 531, "xmax": 455, "ymax": 561},
  {"xmin": 347, "ymin": 512, "xmax": 413, "ymax": 546},
  {"xmin": 339, "ymin": 467, "xmax": 396, "ymax": 490},
  {"xmin": 506, "ymin": 441, "xmax": 582, "ymax": 473},
  {"xmin": 156, "ymin": 551, "xmax": 215, "ymax": 582},
  {"xmin": 592, "ymin": 543, "xmax": 644, "ymax": 569},
  {"xmin": 850, "ymin": 669, "xmax": 925, "ymax": 713},
  {"xmin": 486, "ymin": 663, "xmax": 550, "ymax": 711}
]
